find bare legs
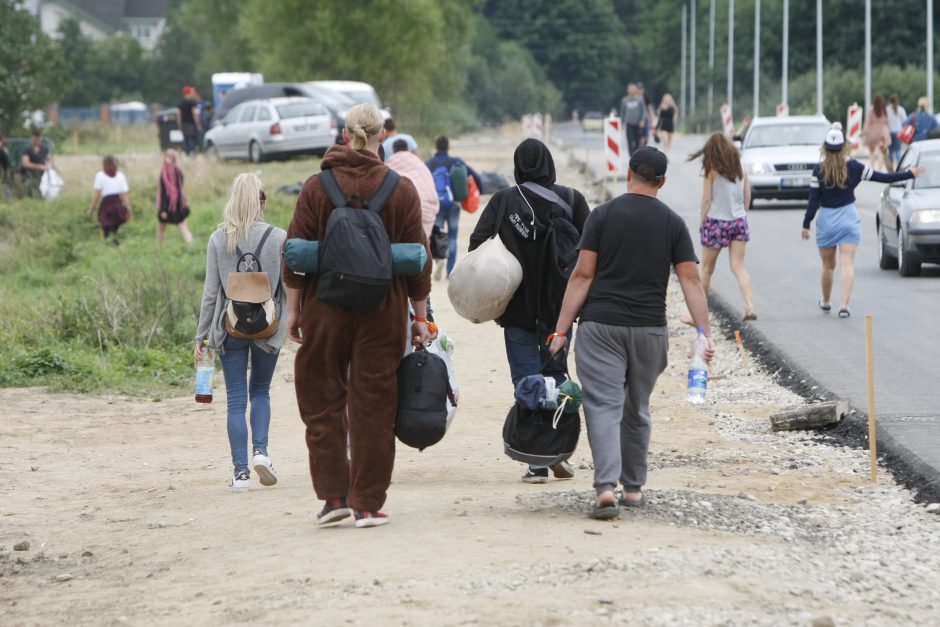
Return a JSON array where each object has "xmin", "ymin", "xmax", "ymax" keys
[
  {"xmin": 661, "ymin": 131, "xmax": 673, "ymax": 155},
  {"xmin": 728, "ymin": 241, "xmax": 755, "ymax": 315},
  {"xmin": 818, "ymin": 246, "xmax": 837, "ymax": 305},
  {"xmin": 156, "ymin": 219, "xmax": 193, "ymax": 245},
  {"xmin": 818, "ymin": 243, "xmax": 857, "ymax": 311},
  {"xmin": 699, "ymin": 246, "xmax": 720, "ymax": 295}
]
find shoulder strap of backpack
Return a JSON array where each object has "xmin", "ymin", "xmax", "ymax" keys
[
  {"xmin": 363, "ymin": 170, "xmax": 401, "ymax": 214},
  {"xmin": 520, "ymin": 182, "xmax": 573, "ymax": 220},
  {"xmin": 318, "ymin": 169, "xmax": 349, "ymax": 209},
  {"xmin": 253, "ymin": 225, "xmax": 275, "ymax": 258}
]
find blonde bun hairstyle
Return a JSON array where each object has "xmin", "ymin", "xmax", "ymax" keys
[{"xmin": 345, "ymin": 103, "xmax": 384, "ymax": 150}]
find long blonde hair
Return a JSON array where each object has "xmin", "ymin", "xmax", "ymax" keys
[
  {"xmin": 820, "ymin": 144, "xmax": 850, "ymax": 188},
  {"xmin": 345, "ymin": 103, "xmax": 384, "ymax": 150},
  {"xmin": 659, "ymin": 93, "xmax": 677, "ymax": 113},
  {"xmin": 222, "ymin": 173, "xmax": 265, "ymax": 254}
]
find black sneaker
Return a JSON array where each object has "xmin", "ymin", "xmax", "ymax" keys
[
  {"xmin": 521, "ymin": 467, "xmax": 549, "ymax": 484},
  {"xmin": 317, "ymin": 498, "xmax": 352, "ymax": 526}
]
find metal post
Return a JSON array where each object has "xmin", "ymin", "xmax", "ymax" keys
[
  {"xmin": 727, "ymin": 0, "xmax": 734, "ymax": 119},
  {"xmin": 691, "ymin": 0, "xmax": 697, "ymax": 116},
  {"xmin": 865, "ymin": 0, "xmax": 871, "ymax": 114},
  {"xmin": 753, "ymin": 0, "xmax": 760, "ymax": 117},
  {"xmin": 681, "ymin": 5, "xmax": 688, "ymax": 125},
  {"xmin": 817, "ymin": 0, "xmax": 823, "ymax": 115},
  {"xmin": 782, "ymin": 0, "xmax": 789, "ymax": 107},
  {"xmin": 929, "ymin": 0, "xmax": 934, "ymax": 112},
  {"xmin": 708, "ymin": 0, "xmax": 716, "ymax": 117}
]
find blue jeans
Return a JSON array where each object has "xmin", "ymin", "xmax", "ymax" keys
[
  {"xmin": 435, "ymin": 202, "xmax": 460, "ymax": 275},
  {"xmin": 889, "ymin": 132, "xmax": 902, "ymax": 165},
  {"xmin": 504, "ymin": 327, "xmax": 568, "ymax": 386},
  {"xmin": 219, "ymin": 337, "xmax": 280, "ymax": 472}
]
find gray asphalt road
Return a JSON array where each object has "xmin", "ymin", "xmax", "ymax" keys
[{"xmin": 554, "ymin": 122, "xmax": 940, "ymax": 493}]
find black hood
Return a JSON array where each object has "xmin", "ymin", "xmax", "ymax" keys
[{"xmin": 513, "ymin": 138, "xmax": 556, "ymax": 187}]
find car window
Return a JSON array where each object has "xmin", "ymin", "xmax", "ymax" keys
[
  {"xmin": 341, "ymin": 89, "xmax": 382, "ymax": 108},
  {"xmin": 223, "ymin": 105, "xmax": 242, "ymax": 125},
  {"xmin": 744, "ymin": 124, "xmax": 829, "ymax": 148},
  {"xmin": 257, "ymin": 107, "xmax": 272, "ymax": 122},
  {"xmin": 239, "ymin": 105, "xmax": 257, "ymax": 123},
  {"xmin": 914, "ymin": 151, "xmax": 940, "ymax": 188},
  {"xmin": 897, "ymin": 150, "xmax": 913, "ymax": 172},
  {"xmin": 277, "ymin": 102, "xmax": 327, "ymax": 119}
]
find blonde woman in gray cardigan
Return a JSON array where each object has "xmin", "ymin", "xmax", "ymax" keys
[{"xmin": 195, "ymin": 173, "xmax": 287, "ymax": 492}]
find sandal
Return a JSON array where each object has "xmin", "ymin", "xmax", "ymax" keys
[
  {"xmin": 742, "ymin": 309, "xmax": 758, "ymax": 321},
  {"xmin": 618, "ymin": 492, "xmax": 647, "ymax": 508},
  {"xmin": 818, "ymin": 300, "xmax": 831, "ymax": 314},
  {"xmin": 838, "ymin": 307, "xmax": 851, "ymax": 318},
  {"xmin": 589, "ymin": 492, "xmax": 620, "ymax": 520}
]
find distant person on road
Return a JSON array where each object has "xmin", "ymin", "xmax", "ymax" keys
[
  {"xmin": 87, "ymin": 155, "xmax": 131, "ymax": 241},
  {"xmin": 548, "ymin": 147, "xmax": 715, "ymax": 520},
  {"xmin": 902, "ymin": 97, "xmax": 938, "ymax": 143},
  {"xmin": 732, "ymin": 115, "xmax": 752, "ymax": 143},
  {"xmin": 386, "ymin": 139, "xmax": 438, "ymax": 239},
  {"xmin": 619, "ymin": 83, "xmax": 646, "ymax": 156},
  {"xmin": 195, "ymin": 173, "xmax": 287, "ymax": 492},
  {"xmin": 468, "ymin": 138, "xmax": 590, "ymax": 485},
  {"xmin": 656, "ymin": 94, "xmax": 678, "ymax": 155},
  {"xmin": 156, "ymin": 149, "xmax": 194, "ymax": 245},
  {"xmin": 863, "ymin": 92, "xmax": 891, "ymax": 172},
  {"xmin": 637, "ymin": 83, "xmax": 654, "ymax": 148},
  {"xmin": 801, "ymin": 125, "xmax": 924, "ymax": 318},
  {"xmin": 177, "ymin": 86, "xmax": 203, "ymax": 156},
  {"xmin": 20, "ymin": 130, "xmax": 52, "ymax": 196},
  {"xmin": 426, "ymin": 135, "xmax": 482, "ymax": 279},
  {"xmin": 381, "ymin": 118, "xmax": 418, "ymax": 160},
  {"xmin": 283, "ymin": 104, "xmax": 432, "ymax": 528},
  {"xmin": 685, "ymin": 133, "xmax": 756, "ymax": 321},
  {"xmin": 886, "ymin": 94, "xmax": 907, "ymax": 167}
]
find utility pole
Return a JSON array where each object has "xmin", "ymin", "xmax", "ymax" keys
[
  {"xmin": 782, "ymin": 0, "xmax": 789, "ymax": 107},
  {"xmin": 727, "ymin": 0, "xmax": 734, "ymax": 118},
  {"xmin": 708, "ymin": 0, "xmax": 716, "ymax": 117},
  {"xmin": 691, "ymin": 0, "xmax": 697, "ymax": 116},
  {"xmin": 929, "ymin": 0, "xmax": 935, "ymax": 112},
  {"xmin": 681, "ymin": 4, "xmax": 688, "ymax": 124},
  {"xmin": 753, "ymin": 0, "xmax": 760, "ymax": 117},
  {"xmin": 817, "ymin": 0, "xmax": 823, "ymax": 115},
  {"xmin": 865, "ymin": 0, "xmax": 871, "ymax": 114}
]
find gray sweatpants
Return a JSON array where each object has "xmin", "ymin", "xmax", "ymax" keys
[{"xmin": 574, "ymin": 321, "xmax": 668, "ymax": 495}]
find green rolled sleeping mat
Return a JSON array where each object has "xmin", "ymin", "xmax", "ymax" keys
[{"xmin": 283, "ymin": 239, "xmax": 428, "ymax": 276}]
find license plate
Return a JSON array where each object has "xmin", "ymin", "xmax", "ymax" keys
[{"xmin": 781, "ymin": 177, "xmax": 810, "ymax": 188}]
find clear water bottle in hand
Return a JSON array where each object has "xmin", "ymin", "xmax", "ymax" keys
[
  {"xmin": 687, "ymin": 328, "xmax": 708, "ymax": 404},
  {"xmin": 194, "ymin": 339, "xmax": 214, "ymax": 404}
]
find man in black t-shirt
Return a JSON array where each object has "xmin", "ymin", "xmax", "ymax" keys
[
  {"xmin": 548, "ymin": 147, "xmax": 715, "ymax": 520},
  {"xmin": 20, "ymin": 130, "xmax": 52, "ymax": 196},
  {"xmin": 177, "ymin": 86, "xmax": 203, "ymax": 155}
]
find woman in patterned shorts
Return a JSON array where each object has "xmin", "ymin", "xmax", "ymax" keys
[{"xmin": 686, "ymin": 133, "xmax": 756, "ymax": 321}]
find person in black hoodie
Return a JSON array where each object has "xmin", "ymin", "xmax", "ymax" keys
[{"xmin": 469, "ymin": 138, "xmax": 590, "ymax": 484}]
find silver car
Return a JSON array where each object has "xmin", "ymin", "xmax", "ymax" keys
[
  {"xmin": 877, "ymin": 140, "xmax": 940, "ymax": 276},
  {"xmin": 204, "ymin": 97, "xmax": 335, "ymax": 162},
  {"xmin": 739, "ymin": 115, "xmax": 830, "ymax": 207}
]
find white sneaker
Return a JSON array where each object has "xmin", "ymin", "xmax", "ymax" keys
[
  {"xmin": 252, "ymin": 451, "xmax": 277, "ymax": 486},
  {"xmin": 229, "ymin": 470, "xmax": 250, "ymax": 492}
]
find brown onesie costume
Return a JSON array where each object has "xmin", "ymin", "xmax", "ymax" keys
[{"xmin": 283, "ymin": 146, "xmax": 431, "ymax": 512}]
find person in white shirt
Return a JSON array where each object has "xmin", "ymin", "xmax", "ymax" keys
[
  {"xmin": 88, "ymin": 155, "xmax": 131, "ymax": 241},
  {"xmin": 887, "ymin": 94, "xmax": 907, "ymax": 167}
]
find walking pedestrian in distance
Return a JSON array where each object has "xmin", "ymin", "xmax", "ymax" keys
[
  {"xmin": 548, "ymin": 147, "xmax": 715, "ymax": 520},
  {"xmin": 177, "ymin": 86, "xmax": 203, "ymax": 156},
  {"xmin": 87, "ymin": 155, "xmax": 131, "ymax": 242},
  {"xmin": 619, "ymin": 83, "xmax": 645, "ymax": 157},
  {"xmin": 902, "ymin": 97, "xmax": 938, "ymax": 143},
  {"xmin": 656, "ymin": 94, "xmax": 678, "ymax": 155},
  {"xmin": 886, "ymin": 94, "xmax": 907, "ymax": 168},
  {"xmin": 386, "ymin": 139, "xmax": 438, "ymax": 239},
  {"xmin": 156, "ymin": 149, "xmax": 194, "ymax": 245},
  {"xmin": 426, "ymin": 135, "xmax": 482, "ymax": 279},
  {"xmin": 195, "ymin": 173, "xmax": 286, "ymax": 492},
  {"xmin": 801, "ymin": 125, "xmax": 924, "ymax": 318},
  {"xmin": 283, "ymin": 104, "xmax": 431, "ymax": 528},
  {"xmin": 637, "ymin": 83, "xmax": 654, "ymax": 148},
  {"xmin": 20, "ymin": 130, "xmax": 52, "ymax": 197},
  {"xmin": 863, "ymin": 92, "xmax": 892, "ymax": 172},
  {"xmin": 686, "ymin": 133, "xmax": 756, "ymax": 321},
  {"xmin": 468, "ymin": 138, "xmax": 590, "ymax": 485}
]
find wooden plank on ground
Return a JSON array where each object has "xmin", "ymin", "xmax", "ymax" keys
[{"xmin": 769, "ymin": 400, "xmax": 848, "ymax": 432}]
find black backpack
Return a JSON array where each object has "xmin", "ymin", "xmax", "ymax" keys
[
  {"xmin": 316, "ymin": 169, "xmax": 400, "ymax": 311},
  {"xmin": 519, "ymin": 182, "xmax": 580, "ymax": 330},
  {"xmin": 396, "ymin": 349, "xmax": 456, "ymax": 451}
]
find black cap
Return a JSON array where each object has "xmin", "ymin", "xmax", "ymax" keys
[{"xmin": 629, "ymin": 146, "xmax": 668, "ymax": 181}]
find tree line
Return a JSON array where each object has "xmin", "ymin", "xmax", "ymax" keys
[{"xmin": 3, "ymin": 0, "xmax": 940, "ymax": 136}]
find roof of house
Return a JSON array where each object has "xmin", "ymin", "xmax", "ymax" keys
[
  {"xmin": 51, "ymin": 0, "xmax": 168, "ymax": 32},
  {"xmin": 124, "ymin": 0, "xmax": 168, "ymax": 19}
]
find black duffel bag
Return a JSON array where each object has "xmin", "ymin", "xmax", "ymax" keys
[{"xmin": 396, "ymin": 348, "xmax": 455, "ymax": 451}]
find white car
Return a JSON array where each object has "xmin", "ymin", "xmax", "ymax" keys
[
  {"xmin": 739, "ymin": 115, "xmax": 830, "ymax": 207},
  {"xmin": 204, "ymin": 97, "xmax": 335, "ymax": 162},
  {"xmin": 308, "ymin": 80, "xmax": 391, "ymax": 119}
]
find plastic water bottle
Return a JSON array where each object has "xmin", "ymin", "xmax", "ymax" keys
[
  {"xmin": 687, "ymin": 328, "xmax": 708, "ymax": 404},
  {"xmin": 194, "ymin": 339, "xmax": 214, "ymax": 404}
]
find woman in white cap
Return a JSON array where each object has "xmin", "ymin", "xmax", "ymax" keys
[{"xmin": 801, "ymin": 124, "xmax": 924, "ymax": 317}]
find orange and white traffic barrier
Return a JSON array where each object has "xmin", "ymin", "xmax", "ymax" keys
[
  {"xmin": 604, "ymin": 115, "xmax": 623, "ymax": 173},
  {"xmin": 720, "ymin": 104, "xmax": 734, "ymax": 135},
  {"xmin": 847, "ymin": 103, "xmax": 863, "ymax": 153},
  {"xmin": 776, "ymin": 103, "xmax": 790, "ymax": 117}
]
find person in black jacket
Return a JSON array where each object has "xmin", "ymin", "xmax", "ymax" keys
[{"xmin": 468, "ymin": 138, "xmax": 590, "ymax": 484}]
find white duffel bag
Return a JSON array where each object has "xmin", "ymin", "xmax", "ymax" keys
[{"xmin": 447, "ymin": 231, "xmax": 522, "ymax": 324}]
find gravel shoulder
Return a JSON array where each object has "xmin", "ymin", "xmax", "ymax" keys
[{"xmin": 1, "ymin": 129, "xmax": 938, "ymax": 626}]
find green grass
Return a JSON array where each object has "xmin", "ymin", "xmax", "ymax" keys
[{"xmin": 0, "ymin": 154, "xmax": 318, "ymax": 396}]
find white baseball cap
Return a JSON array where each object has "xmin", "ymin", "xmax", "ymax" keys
[{"xmin": 824, "ymin": 124, "xmax": 845, "ymax": 151}]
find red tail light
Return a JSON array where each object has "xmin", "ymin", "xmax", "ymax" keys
[{"xmin": 270, "ymin": 122, "xmax": 282, "ymax": 136}]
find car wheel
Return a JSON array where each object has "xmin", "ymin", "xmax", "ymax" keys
[
  {"xmin": 877, "ymin": 222, "xmax": 898, "ymax": 270},
  {"xmin": 897, "ymin": 228, "xmax": 922, "ymax": 277},
  {"xmin": 249, "ymin": 141, "xmax": 263, "ymax": 163}
]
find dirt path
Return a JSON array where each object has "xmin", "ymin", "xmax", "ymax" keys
[{"xmin": 1, "ymin": 130, "xmax": 938, "ymax": 626}]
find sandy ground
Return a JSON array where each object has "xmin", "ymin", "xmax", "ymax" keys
[{"xmin": 1, "ymin": 130, "xmax": 938, "ymax": 626}]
